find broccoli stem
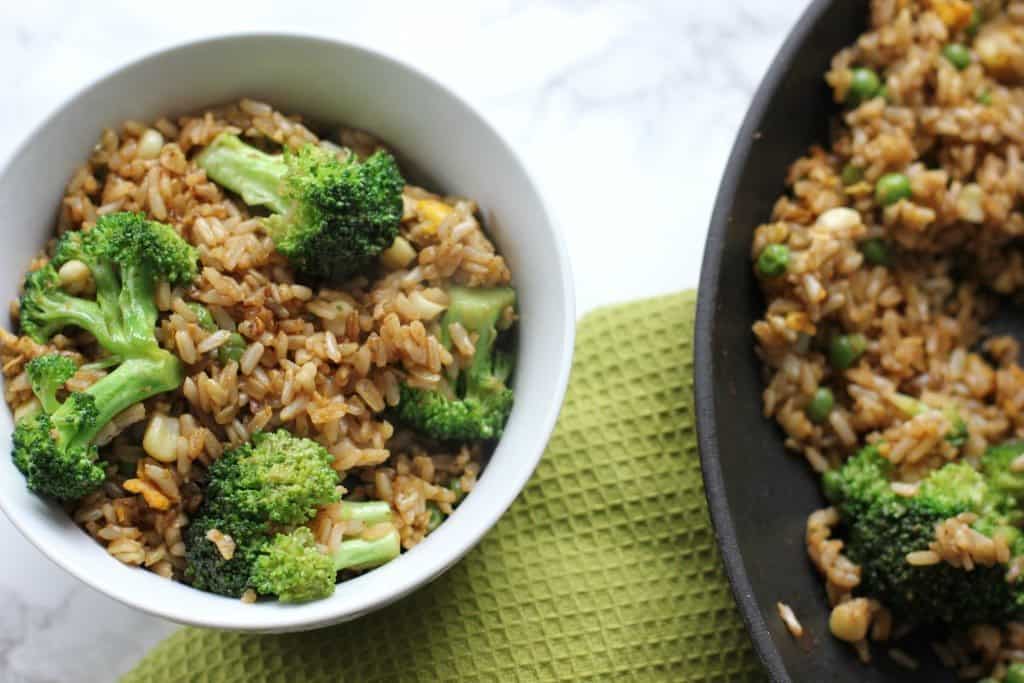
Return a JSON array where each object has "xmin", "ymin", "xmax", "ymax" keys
[
  {"xmin": 90, "ymin": 260, "xmax": 123, "ymax": 329},
  {"xmin": 451, "ymin": 287, "xmax": 516, "ymax": 401},
  {"xmin": 57, "ymin": 354, "xmax": 182, "ymax": 451},
  {"xmin": 331, "ymin": 528, "xmax": 401, "ymax": 571},
  {"xmin": 194, "ymin": 134, "xmax": 290, "ymax": 214},
  {"xmin": 116, "ymin": 262, "xmax": 160, "ymax": 351},
  {"xmin": 33, "ymin": 290, "xmax": 115, "ymax": 350},
  {"xmin": 337, "ymin": 500, "xmax": 393, "ymax": 525}
]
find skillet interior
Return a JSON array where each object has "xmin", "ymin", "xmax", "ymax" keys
[{"xmin": 694, "ymin": 1, "xmax": 970, "ymax": 680}]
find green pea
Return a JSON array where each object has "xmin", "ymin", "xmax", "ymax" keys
[
  {"xmin": 877, "ymin": 84, "xmax": 891, "ymax": 104},
  {"xmin": 875, "ymin": 173, "xmax": 911, "ymax": 206},
  {"xmin": 829, "ymin": 334, "xmax": 867, "ymax": 370},
  {"xmin": 756, "ymin": 244, "xmax": 791, "ymax": 278},
  {"xmin": 449, "ymin": 479, "xmax": 466, "ymax": 503},
  {"xmin": 942, "ymin": 43, "xmax": 971, "ymax": 70},
  {"xmin": 966, "ymin": 8, "xmax": 983, "ymax": 39},
  {"xmin": 822, "ymin": 469, "xmax": 843, "ymax": 504},
  {"xmin": 806, "ymin": 387, "xmax": 835, "ymax": 424},
  {"xmin": 186, "ymin": 302, "xmax": 217, "ymax": 331},
  {"xmin": 426, "ymin": 503, "xmax": 445, "ymax": 532},
  {"xmin": 847, "ymin": 68, "xmax": 882, "ymax": 106},
  {"xmin": 1006, "ymin": 663, "xmax": 1024, "ymax": 683},
  {"xmin": 217, "ymin": 332, "xmax": 246, "ymax": 364},
  {"xmin": 977, "ymin": 89, "xmax": 992, "ymax": 106},
  {"xmin": 840, "ymin": 163, "xmax": 864, "ymax": 186},
  {"xmin": 860, "ymin": 238, "xmax": 891, "ymax": 266}
]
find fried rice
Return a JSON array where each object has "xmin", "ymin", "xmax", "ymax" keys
[
  {"xmin": 0, "ymin": 99, "xmax": 513, "ymax": 588},
  {"xmin": 752, "ymin": 0, "xmax": 1024, "ymax": 678}
]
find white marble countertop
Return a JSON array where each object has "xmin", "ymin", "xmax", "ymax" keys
[{"xmin": 0, "ymin": 1, "xmax": 810, "ymax": 680}]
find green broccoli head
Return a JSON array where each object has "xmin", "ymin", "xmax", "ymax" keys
[
  {"xmin": 26, "ymin": 354, "xmax": 76, "ymax": 414},
  {"xmin": 183, "ymin": 430, "xmax": 405, "ymax": 601},
  {"xmin": 19, "ymin": 265, "xmax": 108, "ymax": 346},
  {"xmin": 250, "ymin": 527, "xmax": 336, "ymax": 603},
  {"xmin": 397, "ymin": 383, "xmax": 512, "ymax": 442},
  {"xmin": 83, "ymin": 211, "xmax": 198, "ymax": 286},
  {"xmin": 827, "ymin": 446, "xmax": 1024, "ymax": 626},
  {"xmin": 183, "ymin": 504, "xmax": 269, "ymax": 598},
  {"xmin": 208, "ymin": 430, "xmax": 340, "ymax": 526},
  {"xmin": 13, "ymin": 408, "xmax": 104, "ymax": 501},
  {"xmin": 396, "ymin": 286, "xmax": 516, "ymax": 441},
  {"xmin": 918, "ymin": 462, "xmax": 992, "ymax": 512},
  {"xmin": 14, "ymin": 356, "xmax": 184, "ymax": 502},
  {"xmin": 195, "ymin": 133, "xmax": 404, "ymax": 280},
  {"xmin": 982, "ymin": 441, "xmax": 1024, "ymax": 502},
  {"xmin": 185, "ymin": 430, "xmax": 342, "ymax": 599},
  {"xmin": 13, "ymin": 212, "xmax": 196, "ymax": 502},
  {"xmin": 20, "ymin": 211, "xmax": 197, "ymax": 352}
]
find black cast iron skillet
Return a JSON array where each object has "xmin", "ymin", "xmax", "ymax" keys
[{"xmin": 695, "ymin": 1, "xmax": 969, "ymax": 680}]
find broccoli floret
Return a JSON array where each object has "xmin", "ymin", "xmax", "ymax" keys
[
  {"xmin": 250, "ymin": 527, "xmax": 336, "ymax": 603},
  {"xmin": 12, "ymin": 213, "xmax": 197, "ymax": 500},
  {"xmin": 195, "ymin": 132, "xmax": 404, "ymax": 280},
  {"xmin": 186, "ymin": 430, "xmax": 347, "ymax": 601},
  {"xmin": 183, "ymin": 504, "xmax": 267, "ymax": 598},
  {"xmin": 13, "ymin": 394, "xmax": 103, "ymax": 501},
  {"xmin": 396, "ymin": 286, "xmax": 516, "ymax": 441},
  {"xmin": 19, "ymin": 265, "xmax": 110, "ymax": 349},
  {"xmin": 250, "ymin": 512, "xmax": 400, "ymax": 603},
  {"xmin": 207, "ymin": 430, "xmax": 339, "ymax": 525},
  {"xmin": 826, "ymin": 446, "xmax": 1024, "ymax": 626},
  {"xmin": 982, "ymin": 441, "xmax": 1024, "ymax": 502},
  {"xmin": 25, "ymin": 354, "xmax": 76, "ymax": 414}
]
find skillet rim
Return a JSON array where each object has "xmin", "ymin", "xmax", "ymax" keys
[{"xmin": 695, "ymin": 0, "xmax": 837, "ymax": 680}]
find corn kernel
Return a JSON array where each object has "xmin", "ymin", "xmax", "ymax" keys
[
  {"xmin": 380, "ymin": 236, "xmax": 417, "ymax": 270},
  {"xmin": 143, "ymin": 414, "xmax": 180, "ymax": 463},
  {"xmin": 416, "ymin": 199, "xmax": 452, "ymax": 235}
]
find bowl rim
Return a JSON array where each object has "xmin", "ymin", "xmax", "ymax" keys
[
  {"xmin": 694, "ymin": 0, "xmax": 833, "ymax": 680},
  {"xmin": 0, "ymin": 31, "xmax": 575, "ymax": 631}
]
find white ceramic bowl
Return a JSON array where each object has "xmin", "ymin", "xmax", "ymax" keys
[{"xmin": 0, "ymin": 34, "xmax": 574, "ymax": 632}]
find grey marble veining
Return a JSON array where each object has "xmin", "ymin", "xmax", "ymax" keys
[{"xmin": 0, "ymin": 1, "xmax": 810, "ymax": 680}]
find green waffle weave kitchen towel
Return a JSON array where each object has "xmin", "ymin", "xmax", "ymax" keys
[{"xmin": 125, "ymin": 291, "xmax": 762, "ymax": 682}]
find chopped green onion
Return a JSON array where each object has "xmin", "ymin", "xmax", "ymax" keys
[{"xmin": 217, "ymin": 332, "xmax": 246, "ymax": 364}]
